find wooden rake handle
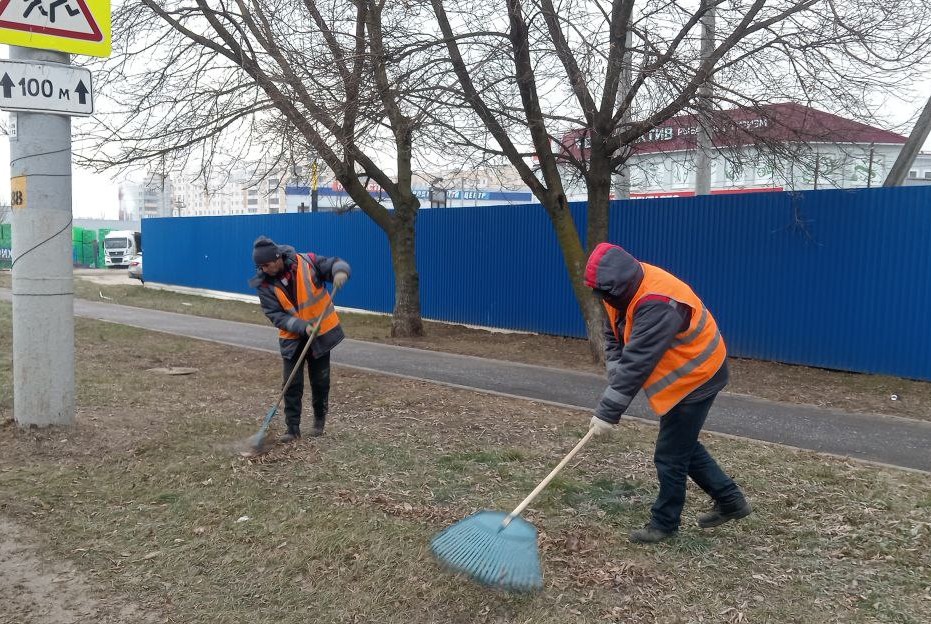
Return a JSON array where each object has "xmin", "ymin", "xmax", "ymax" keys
[{"xmin": 502, "ymin": 428, "xmax": 596, "ymax": 527}]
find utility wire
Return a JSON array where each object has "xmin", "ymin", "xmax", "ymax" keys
[
  {"xmin": 9, "ymin": 147, "xmax": 71, "ymax": 167},
  {"xmin": 11, "ymin": 214, "xmax": 73, "ymax": 269}
]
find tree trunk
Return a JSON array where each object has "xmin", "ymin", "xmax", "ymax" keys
[
  {"xmin": 544, "ymin": 194, "xmax": 605, "ymax": 363},
  {"xmin": 581, "ymin": 145, "xmax": 613, "ymax": 363},
  {"xmin": 585, "ymin": 145, "xmax": 613, "ymax": 254},
  {"xmin": 582, "ymin": 295, "xmax": 606, "ymax": 363},
  {"xmin": 387, "ymin": 203, "xmax": 424, "ymax": 337}
]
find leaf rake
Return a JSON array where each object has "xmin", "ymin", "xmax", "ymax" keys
[{"xmin": 430, "ymin": 428, "xmax": 595, "ymax": 592}]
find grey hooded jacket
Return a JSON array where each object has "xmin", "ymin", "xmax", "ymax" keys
[
  {"xmin": 248, "ymin": 244, "xmax": 350, "ymax": 360},
  {"xmin": 587, "ymin": 244, "xmax": 728, "ymax": 424}
]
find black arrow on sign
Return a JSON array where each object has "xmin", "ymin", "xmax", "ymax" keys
[
  {"xmin": 75, "ymin": 80, "xmax": 88, "ymax": 105},
  {"xmin": 0, "ymin": 73, "xmax": 14, "ymax": 98}
]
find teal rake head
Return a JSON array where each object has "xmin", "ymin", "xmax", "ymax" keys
[
  {"xmin": 430, "ymin": 510, "xmax": 543, "ymax": 593},
  {"xmin": 430, "ymin": 428, "xmax": 597, "ymax": 593},
  {"xmin": 240, "ymin": 405, "xmax": 278, "ymax": 457}
]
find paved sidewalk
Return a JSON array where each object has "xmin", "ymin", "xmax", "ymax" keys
[{"xmin": 3, "ymin": 288, "xmax": 930, "ymax": 472}]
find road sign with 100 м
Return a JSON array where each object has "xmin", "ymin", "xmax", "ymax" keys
[{"xmin": 0, "ymin": 59, "xmax": 92, "ymax": 116}]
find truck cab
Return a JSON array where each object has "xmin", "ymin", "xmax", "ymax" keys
[{"xmin": 103, "ymin": 230, "xmax": 142, "ymax": 268}]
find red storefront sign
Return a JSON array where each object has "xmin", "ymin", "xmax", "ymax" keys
[{"xmin": 628, "ymin": 186, "xmax": 784, "ymax": 200}]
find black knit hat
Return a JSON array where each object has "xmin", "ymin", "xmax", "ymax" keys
[{"xmin": 252, "ymin": 236, "xmax": 280, "ymax": 266}]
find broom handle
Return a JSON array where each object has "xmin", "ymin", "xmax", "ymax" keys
[
  {"xmin": 502, "ymin": 428, "xmax": 596, "ymax": 527},
  {"xmin": 273, "ymin": 283, "xmax": 341, "ymax": 408}
]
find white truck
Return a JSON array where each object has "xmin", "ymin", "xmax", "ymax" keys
[{"xmin": 103, "ymin": 230, "xmax": 142, "ymax": 268}]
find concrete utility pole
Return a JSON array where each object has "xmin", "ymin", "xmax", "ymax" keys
[
  {"xmin": 694, "ymin": 6, "xmax": 716, "ymax": 196},
  {"xmin": 10, "ymin": 46, "xmax": 75, "ymax": 426},
  {"xmin": 612, "ymin": 29, "xmax": 633, "ymax": 200},
  {"xmin": 311, "ymin": 160, "xmax": 319, "ymax": 212},
  {"xmin": 884, "ymin": 93, "xmax": 931, "ymax": 187}
]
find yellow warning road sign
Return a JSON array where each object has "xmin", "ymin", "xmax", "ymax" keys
[{"xmin": 0, "ymin": 0, "xmax": 110, "ymax": 57}]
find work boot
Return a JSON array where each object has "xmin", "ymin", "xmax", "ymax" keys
[
  {"xmin": 310, "ymin": 416, "xmax": 326, "ymax": 437},
  {"xmin": 277, "ymin": 427, "xmax": 301, "ymax": 444},
  {"xmin": 629, "ymin": 523, "xmax": 676, "ymax": 544},
  {"xmin": 697, "ymin": 498, "xmax": 752, "ymax": 529}
]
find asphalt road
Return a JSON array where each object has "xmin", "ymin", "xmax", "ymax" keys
[{"xmin": 3, "ymin": 288, "xmax": 930, "ymax": 472}]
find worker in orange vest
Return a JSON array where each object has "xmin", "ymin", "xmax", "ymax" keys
[
  {"xmin": 585, "ymin": 242, "xmax": 751, "ymax": 543},
  {"xmin": 249, "ymin": 236, "xmax": 349, "ymax": 441}
]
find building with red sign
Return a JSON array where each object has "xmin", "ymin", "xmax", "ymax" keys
[{"xmin": 559, "ymin": 103, "xmax": 931, "ymax": 199}]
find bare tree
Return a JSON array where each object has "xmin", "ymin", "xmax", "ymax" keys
[
  {"xmin": 430, "ymin": 0, "xmax": 931, "ymax": 358},
  {"xmin": 83, "ymin": 0, "xmax": 448, "ymax": 337}
]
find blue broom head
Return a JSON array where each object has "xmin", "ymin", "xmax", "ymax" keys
[
  {"xmin": 430, "ymin": 510, "xmax": 543, "ymax": 592},
  {"xmin": 241, "ymin": 407, "xmax": 278, "ymax": 456}
]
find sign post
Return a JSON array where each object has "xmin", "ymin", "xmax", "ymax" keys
[
  {"xmin": 8, "ymin": 46, "xmax": 76, "ymax": 427},
  {"xmin": 2, "ymin": 0, "xmax": 110, "ymax": 428}
]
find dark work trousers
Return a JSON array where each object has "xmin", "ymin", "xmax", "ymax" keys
[
  {"xmin": 282, "ymin": 348, "xmax": 331, "ymax": 434},
  {"xmin": 649, "ymin": 392, "xmax": 743, "ymax": 532}
]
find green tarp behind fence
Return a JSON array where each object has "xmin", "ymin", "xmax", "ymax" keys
[{"xmin": 0, "ymin": 225, "xmax": 104, "ymax": 269}]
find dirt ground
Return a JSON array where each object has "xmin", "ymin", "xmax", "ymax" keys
[
  {"xmin": 1, "ymin": 305, "xmax": 930, "ymax": 623},
  {"xmin": 0, "ymin": 520, "xmax": 158, "ymax": 624}
]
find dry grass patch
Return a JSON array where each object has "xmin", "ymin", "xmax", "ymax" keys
[{"xmin": 1, "ymin": 302, "xmax": 929, "ymax": 623}]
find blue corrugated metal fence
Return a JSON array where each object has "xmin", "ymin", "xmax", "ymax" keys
[{"xmin": 142, "ymin": 186, "xmax": 931, "ymax": 380}]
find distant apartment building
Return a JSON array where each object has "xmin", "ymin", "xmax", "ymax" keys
[
  {"xmin": 284, "ymin": 164, "xmax": 533, "ymax": 211},
  {"xmin": 242, "ymin": 174, "xmax": 288, "ymax": 215},
  {"xmin": 117, "ymin": 173, "xmax": 173, "ymax": 220},
  {"xmin": 172, "ymin": 177, "xmax": 240, "ymax": 217},
  {"xmin": 169, "ymin": 168, "xmax": 294, "ymax": 217},
  {"xmin": 118, "ymin": 167, "xmax": 294, "ymax": 218},
  {"xmin": 122, "ymin": 162, "xmax": 534, "ymax": 217}
]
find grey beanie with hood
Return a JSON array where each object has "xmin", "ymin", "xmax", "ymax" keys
[{"xmin": 584, "ymin": 242, "xmax": 644, "ymax": 309}]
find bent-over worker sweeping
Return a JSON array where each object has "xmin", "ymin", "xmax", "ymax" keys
[{"xmin": 585, "ymin": 242, "xmax": 751, "ymax": 543}]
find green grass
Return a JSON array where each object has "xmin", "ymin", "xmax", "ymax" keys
[
  {"xmin": 438, "ymin": 448, "xmax": 528, "ymax": 468},
  {"xmin": 1, "ymin": 302, "xmax": 930, "ymax": 622}
]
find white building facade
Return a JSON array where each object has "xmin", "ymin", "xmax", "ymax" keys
[
  {"xmin": 560, "ymin": 103, "xmax": 931, "ymax": 200},
  {"xmin": 117, "ymin": 173, "xmax": 173, "ymax": 220}
]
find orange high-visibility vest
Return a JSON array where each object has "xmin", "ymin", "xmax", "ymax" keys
[
  {"xmin": 604, "ymin": 263, "xmax": 726, "ymax": 415},
  {"xmin": 273, "ymin": 254, "xmax": 340, "ymax": 340}
]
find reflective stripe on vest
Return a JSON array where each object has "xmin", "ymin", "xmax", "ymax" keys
[
  {"xmin": 273, "ymin": 254, "xmax": 340, "ymax": 340},
  {"xmin": 603, "ymin": 263, "xmax": 726, "ymax": 415}
]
